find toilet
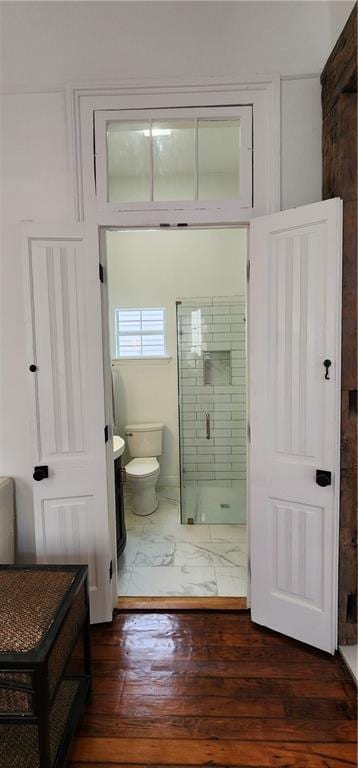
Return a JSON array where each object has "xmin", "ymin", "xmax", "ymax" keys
[{"xmin": 125, "ymin": 422, "xmax": 163, "ymax": 516}]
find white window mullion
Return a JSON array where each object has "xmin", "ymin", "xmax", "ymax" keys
[
  {"xmin": 194, "ymin": 118, "xmax": 198, "ymax": 200},
  {"xmin": 150, "ymin": 119, "xmax": 154, "ymax": 203}
]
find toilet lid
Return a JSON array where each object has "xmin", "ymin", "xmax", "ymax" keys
[{"xmin": 126, "ymin": 457, "xmax": 159, "ymax": 478}]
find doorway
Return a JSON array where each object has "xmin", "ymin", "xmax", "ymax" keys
[
  {"xmin": 104, "ymin": 226, "xmax": 248, "ymax": 600},
  {"xmin": 23, "ymin": 199, "xmax": 341, "ymax": 646}
]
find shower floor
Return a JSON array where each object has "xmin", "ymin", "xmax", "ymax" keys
[{"xmin": 182, "ymin": 482, "xmax": 246, "ymax": 525}]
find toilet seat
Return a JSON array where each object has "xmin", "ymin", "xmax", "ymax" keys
[{"xmin": 126, "ymin": 457, "xmax": 159, "ymax": 479}]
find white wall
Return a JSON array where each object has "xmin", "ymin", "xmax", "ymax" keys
[
  {"xmin": 0, "ymin": 2, "xmax": 337, "ymax": 91},
  {"xmin": 281, "ymin": 76, "xmax": 322, "ymax": 209},
  {"xmin": 0, "ymin": 1, "xmax": 344, "ymax": 558},
  {"xmin": 329, "ymin": 1, "xmax": 355, "ymax": 46},
  {"xmin": 107, "ymin": 229, "xmax": 247, "ymax": 483}
]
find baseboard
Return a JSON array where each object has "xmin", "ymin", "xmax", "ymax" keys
[{"xmin": 340, "ymin": 644, "xmax": 358, "ymax": 684}]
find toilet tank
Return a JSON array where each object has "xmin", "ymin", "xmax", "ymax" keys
[{"xmin": 125, "ymin": 422, "xmax": 163, "ymax": 458}]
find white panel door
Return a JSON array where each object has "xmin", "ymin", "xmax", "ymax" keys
[
  {"xmin": 23, "ymin": 225, "xmax": 113, "ymax": 624},
  {"xmin": 249, "ymin": 198, "xmax": 342, "ymax": 653}
]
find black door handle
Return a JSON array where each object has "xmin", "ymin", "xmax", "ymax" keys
[
  {"xmin": 33, "ymin": 465, "xmax": 48, "ymax": 482},
  {"xmin": 316, "ymin": 469, "xmax": 331, "ymax": 487},
  {"xmin": 323, "ymin": 359, "xmax": 331, "ymax": 380}
]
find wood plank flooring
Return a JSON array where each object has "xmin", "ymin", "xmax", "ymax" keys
[{"xmin": 68, "ymin": 610, "xmax": 357, "ymax": 767}]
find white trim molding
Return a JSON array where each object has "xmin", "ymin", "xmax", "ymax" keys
[
  {"xmin": 66, "ymin": 75, "xmax": 281, "ymax": 224},
  {"xmin": 112, "ymin": 357, "xmax": 172, "ymax": 366},
  {"xmin": 340, "ymin": 645, "xmax": 358, "ymax": 684}
]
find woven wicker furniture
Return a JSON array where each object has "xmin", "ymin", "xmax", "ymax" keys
[{"xmin": 0, "ymin": 565, "xmax": 91, "ymax": 768}]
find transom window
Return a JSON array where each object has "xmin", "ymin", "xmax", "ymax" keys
[
  {"xmin": 114, "ymin": 308, "xmax": 166, "ymax": 358},
  {"xmin": 95, "ymin": 106, "xmax": 252, "ymax": 212}
]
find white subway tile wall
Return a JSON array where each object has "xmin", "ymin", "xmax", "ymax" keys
[{"xmin": 178, "ymin": 297, "xmax": 247, "ymax": 489}]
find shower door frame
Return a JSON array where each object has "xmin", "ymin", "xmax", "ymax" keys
[
  {"xmin": 99, "ymin": 221, "xmax": 251, "ymax": 605},
  {"xmin": 176, "ymin": 290, "xmax": 248, "ymax": 528}
]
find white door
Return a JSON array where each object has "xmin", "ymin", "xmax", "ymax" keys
[
  {"xmin": 249, "ymin": 198, "xmax": 342, "ymax": 653},
  {"xmin": 23, "ymin": 224, "xmax": 113, "ymax": 624}
]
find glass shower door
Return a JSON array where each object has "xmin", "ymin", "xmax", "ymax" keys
[{"xmin": 176, "ymin": 297, "xmax": 247, "ymax": 525}]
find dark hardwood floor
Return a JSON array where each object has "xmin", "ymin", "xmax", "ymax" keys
[{"xmin": 68, "ymin": 610, "xmax": 357, "ymax": 767}]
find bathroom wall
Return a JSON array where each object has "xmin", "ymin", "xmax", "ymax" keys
[{"xmin": 107, "ymin": 228, "xmax": 247, "ymax": 485}]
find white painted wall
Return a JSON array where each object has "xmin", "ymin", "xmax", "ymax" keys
[
  {"xmin": 0, "ymin": 2, "xmax": 338, "ymax": 91},
  {"xmin": 329, "ymin": 1, "xmax": 356, "ymax": 46},
  {"xmin": 107, "ymin": 229, "xmax": 247, "ymax": 484},
  {"xmin": 0, "ymin": 1, "xmax": 344, "ymax": 558}
]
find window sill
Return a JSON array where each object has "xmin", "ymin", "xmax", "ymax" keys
[{"xmin": 112, "ymin": 356, "xmax": 172, "ymax": 366}]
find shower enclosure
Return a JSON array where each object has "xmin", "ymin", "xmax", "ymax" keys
[{"xmin": 176, "ymin": 296, "xmax": 247, "ymax": 524}]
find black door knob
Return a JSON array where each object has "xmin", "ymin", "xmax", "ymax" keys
[
  {"xmin": 29, "ymin": 364, "xmax": 37, "ymax": 372},
  {"xmin": 316, "ymin": 469, "xmax": 332, "ymax": 487},
  {"xmin": 33, "ymin": 465, "xmax": 49, "ymax": 482}
]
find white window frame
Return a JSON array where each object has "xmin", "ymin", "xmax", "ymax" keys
[
  {"xmin": 94, "ymin": 106, "xmax": 253, "ymax": 214},
  {"xmin": 114, "ymin": 306, "xmax": 168, "ymax": 360},
  {"xmin": 66, "ymin": 75, "xmax": 281, "ymax": 227}
]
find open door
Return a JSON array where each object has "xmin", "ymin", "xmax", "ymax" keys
[
  {"xmin": 23, "ymin": 224, "xmax": 114, "ymax": 624},
  {"xmin": 249, "ymin": 199, "xmax": 342, "ymax": 653}
]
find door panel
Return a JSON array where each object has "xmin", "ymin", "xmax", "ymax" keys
[
  {"xmin": 272, "ymin": 228, "xmax": 324, "ymax": 462},
  {"xmin": 249, "ymin": 199, "xmax": 342, "ymax": 653},
  {"xmin": 30, "ymin": 242, "xmax": 86, "ymax": 456},
  {"xmin": 269, "ymin": 499, "xmax": 324, "ymax": 609},
  {"xmin": 23, "ymin": 227, "xmax": 113, "ymax": 624},
  {"xmin": 39, "ymin": 496, "xmax": 100, "ymax": 590}
]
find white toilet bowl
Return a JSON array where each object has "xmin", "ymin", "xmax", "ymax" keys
[
  {"xmin": 126, "ymin": 457, "xmax": 160, "ymax": 516},
  {"xmin": 125, "ymin": 422, "xmax": 163, "ymax": 516}
]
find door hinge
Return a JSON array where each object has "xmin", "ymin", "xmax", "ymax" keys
[
  {"xmin": 99, "ymin": 263, "xmax": 104, "ymax": 283},
  {"xmin": 104, "ymin": 425, "xmax": 109, "ymax": 443},
  {"xmin": 247, "ymin": 423, "xmax": 251, "ymax": 442},
  {"xmin": 109, "ymin": 559, "xmax": 113, "ymax": 581},
  {"xmin": 246, "ymin": 260, "xmax": 250, "ymax": 281}
]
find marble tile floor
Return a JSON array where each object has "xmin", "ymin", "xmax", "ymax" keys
[{"xmin": 117, "ymin": 487, "xmax": 247, "ymax": 597}]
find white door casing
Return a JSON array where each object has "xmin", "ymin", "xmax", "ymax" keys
[
  {"xmin": 23, "ymin": 224, "xmax": 114, "ymax": 624},
  {"xmin": 99, "ymin": 228, "xmax": 118, "ymax": 601},
  {"xmin": 249, "ymin": 198, "xmax": 342, "ymax": 653}
]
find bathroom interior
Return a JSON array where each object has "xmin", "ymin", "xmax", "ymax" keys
[{"xmin": 107, "ymin": 226, "xmax": 248, "ymax": 598}]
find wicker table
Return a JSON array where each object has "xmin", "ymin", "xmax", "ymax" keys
[{"xmin": 0, "ymin": 565, "xmax": 91, "ymax": 768}]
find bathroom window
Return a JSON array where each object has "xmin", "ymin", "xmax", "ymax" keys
[{"xmin": 114, "ymin": 308, "xmax": 167, "ymax": 358}]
